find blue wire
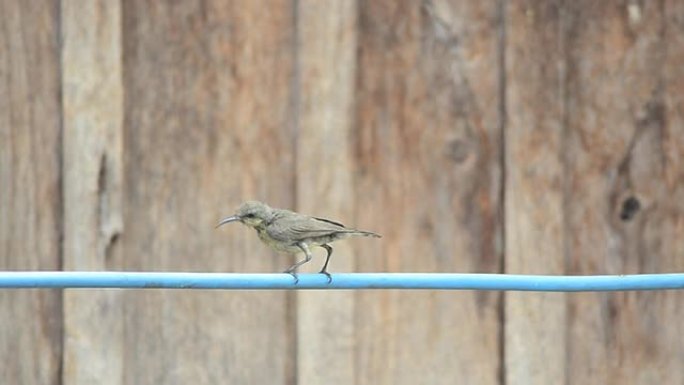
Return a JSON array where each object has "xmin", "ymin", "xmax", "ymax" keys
[{"xmin": 1, "ymin": 272, "xmax": 684, "ymax": 291}]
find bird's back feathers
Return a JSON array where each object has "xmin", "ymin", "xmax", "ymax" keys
[{"xmin": 266, "ymin": 209, "xmax": 381, "ymax": 243}]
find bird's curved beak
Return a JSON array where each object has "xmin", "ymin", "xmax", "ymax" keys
[{"xmin": 216, "ymin": 215, "xmax": 240, "ymax": 228}]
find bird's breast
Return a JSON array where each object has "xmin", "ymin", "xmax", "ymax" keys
[{"xmin": 254, "ymin": 227, "xmax": 299, "ymax": 253}]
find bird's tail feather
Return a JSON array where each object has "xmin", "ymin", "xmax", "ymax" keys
[{"xmin": 350, "ymin": 230, "xmax": 382, "ymax": 238}]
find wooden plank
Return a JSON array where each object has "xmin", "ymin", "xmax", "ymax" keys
[
  {"xmin": 507, "ymin": 1, "xmax": 684, "ymax": 383},
  {"xmin": 504, "ymin": 1, "xmax": 567, "ymax": 384},
  {"xmin": 61, "ymin": 1, "xmax": 124, "ymax": 384},
  {"xmin": 562, "ymin": 1, "xmax": 684, "ymax": 384},
  {"xmin": 295, "ymin": 1, "xmax": 358, "ymax": 384},
  {"xmin": 354, "ymin": 1, "xmax": 503, "ymax": 384},
  {"xmin": 121, "ymin": 1, "xmax": 295, "ymax": 384},
  {"xmin": 0, "ymin": 1, "xmax": 62, "ymax": 384}
]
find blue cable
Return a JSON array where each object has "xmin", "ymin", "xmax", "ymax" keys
[{"xmin": 1, "ymin": 272, "xmax": 684, "ymax": 291}]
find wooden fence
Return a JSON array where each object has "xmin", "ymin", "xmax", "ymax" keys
[{"xmin": 1, "ymin": 1, "xmax": 683, "ymax": 384}]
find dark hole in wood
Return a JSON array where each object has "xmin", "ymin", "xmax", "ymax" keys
[
  {"xmin": 620, "ymin": 196, "xmax": 641, "ymax": 221},
  {"xmin": 446, "ymin": 139, "xmax": 469, "ymax": 163}
]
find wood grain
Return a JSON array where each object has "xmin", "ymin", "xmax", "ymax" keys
[
  {"xmin": 0, "ymin": 1, "xmax": 62, "ymax": 384},
  {"xmin": 354, "ymin": 1, "xmax": 503, "ymax": 384},
  {"xmin": 506, "ymin": 1, "xmax": 684, "ymax": 383},
  {"xmin": 504, "ymin": 1, "xmax": 567, "ymax": 383},
  {"xmin": 61, "ymin": 1, "xmax": 124, "ymax": 384},
  {"xmin": 563, "ymin": 1, "xmax": 684, "ymax": 383},
  {"xmin": 295, "ymin": 1, "xmax": 358, "ymax": 384},
  {"xmin": 2, "ymin": 2, "xmax": 683, "ymax": 384},
  {"xmin": 122, "ymin": 1, "xmax": 295, "ymax": 384}
]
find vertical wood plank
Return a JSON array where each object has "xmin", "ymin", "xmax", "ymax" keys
[
  {"xmin": 504, "ymin": 1, "xmax": 567, "ymax": 384},
  {"xmin": 122, "ymin": 1, "xmax": 295, "ymax": 384},
  {"xmin": 0, "ymin": 1, "xmax": 62, "ymax": 384},
  {"xmin": 354, "ymin": 1, "xmax": 503, "ymax": 384},
  {"xmin": 506, "ymin": 1, "xmax": 684, "ymax": 384},
  {"xmin": 656, "ymin": 2, "xmax": 684, "ymax": 380},
  {"xmin": 61, "ymin": 1, "xmax": 124, "ymax": 384},
  {"xmin": 295, "ymin": 1, "xmax": 358, "ymax": 384},
  {"xmin": 563, "ymin": 1, "xmax": 684, "ymax": 384}
]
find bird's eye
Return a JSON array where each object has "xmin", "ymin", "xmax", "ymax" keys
[{"xmin": 244, "ymin": 213, "xmax": 255, "ymax": 218}]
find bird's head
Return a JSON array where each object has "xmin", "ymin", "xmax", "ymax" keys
[{"xmin": 216, "ymin": 201, "xmax": 273, "ymax": 229}]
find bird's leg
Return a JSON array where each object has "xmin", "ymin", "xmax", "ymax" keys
[
  {"xmin": 319, "ymin": 244, "xmax": 333, "ymax": 283},
  {"xmin": 283, "ymin": 242, "xmax": 313, "ymax": 284}
]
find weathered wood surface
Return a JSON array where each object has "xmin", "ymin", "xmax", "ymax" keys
[
  {"xmin": 354, "ymin": 1, "xmax": 503, "ymax": 384},
  {"xmin": 504, "ymin": 1, "xmax": 567, "ymax": 383},
  {"xmin": 563, "ymin": 1, "xmax": 684, "ymax": 384},
  {"xmin": 296, "ymin": 1, "xmax": 358, "ymax": 384},
  {"xmin": 2, "ymin": 1, "xmax": 684, "ymax": 384},
  {"xmin": 121, "ymin": 1, "xmax": 295, "ymax": 384},
  {"xmin": 61, "ymin": 1, "xmax": 125, "ymax": 384},
  {"xmin": 506, "ymin": 1, "xmax": 684, "ymax": 384},
  {"xmin": 0, "ymin": 1, "xmax": 63, "ymax": 384}
]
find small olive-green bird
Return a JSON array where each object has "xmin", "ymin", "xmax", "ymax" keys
[{"xmin": 216, "ymin": 201, "xmax": 381, "ymax": 283}]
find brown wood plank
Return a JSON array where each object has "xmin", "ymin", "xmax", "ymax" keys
[
  {"xmin": 506, "ymin": 1, "xmax": 684, "ymax": 383},
  {"xmin": 0, "ymin": 1, "xmax": 62, "ymax": 384},
  {"xmin": 61, "ymin": 1, "xmax": 125, "ymax": 384},
  {"xmin": 504, "ymin": 1, "xmax": 567, "ymax": 383},
  {"xmin": 295, "ymin": 1, "xmax": 358, "ymax": 384},
  {"xmin": 121, "ymin": 1, "xmax": 295, "ymax": 384},
  {"xmin": 563, "ymin": 1, "xmax": 684, "ymax": 384},
  {"xmin": 354, "ymin": 1, "xmax": 503, "ymax": 384}
]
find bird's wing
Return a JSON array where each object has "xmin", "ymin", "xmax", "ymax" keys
[
  {"xmin": 312, "ymin": 216, "xmax": 346, "ymax": 228},
  {"xmin": 267, "ymin": 214, "xmax": 348, "ymax": 242}
]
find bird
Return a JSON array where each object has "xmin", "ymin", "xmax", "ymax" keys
[{"xmin": 216, "ymin": 201, "xmax": 381, "ymax": 283}]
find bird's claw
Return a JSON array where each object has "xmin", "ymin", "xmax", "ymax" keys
[
  {"xmin": 283, "ymin": 270, "xmax": 331, "ymax": 284},
  {"xmin": 284, "ymin": 270, "xmax": 299, "ymax": 284},
  {"xmin": 319, "ymin": 271, "xmax": 332, "ymax": 284}
]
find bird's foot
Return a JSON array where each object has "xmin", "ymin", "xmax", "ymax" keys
[
  {"xmin": 284, "ymin": 270, "xmax": 299, "ymax": 285},
  {"xmin": 319, "ymin": 270, "xmax": 332, "ymax": 284}
]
